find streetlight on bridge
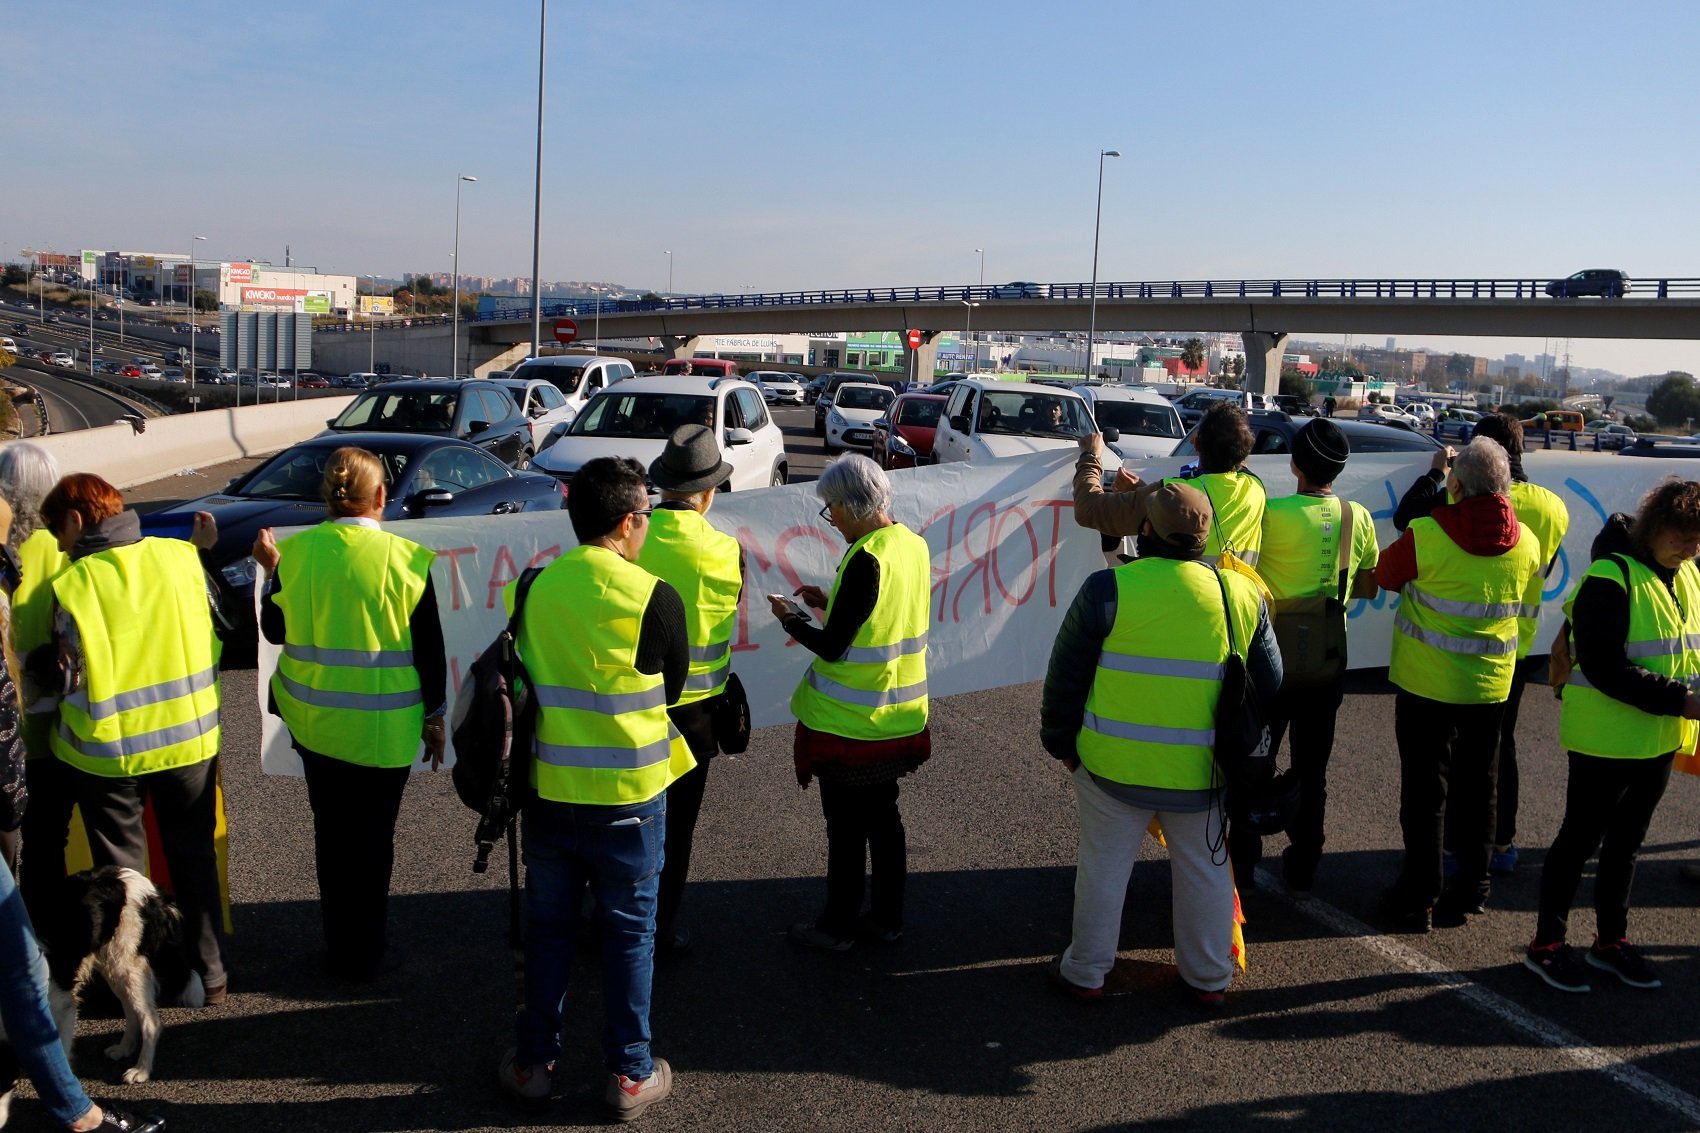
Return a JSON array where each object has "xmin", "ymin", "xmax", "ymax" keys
[
  {"xmin": 664, "ymin": 249, "xmax": 674, "ymax": 298},
  {"xmin": 451, "ymin": 173, "xmax": 477, "ymax": 376},
  {"xmin": 188, "ymin": 235, "xmax": 206, "ymax": 405},
  {"xmin": 1085, "ymin": 149, "xmax": 1119, "ymax": 379}
]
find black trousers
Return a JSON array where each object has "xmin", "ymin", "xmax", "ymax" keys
[
  {"xmin": 1228, "ymin": 674, "xmax": 1345, "ymax": 889},
  {"xmin": 1393, "ymin": 691, "xmax": 1505, "ymax": 907},
  {"xmin": 1533, "ymin": 751, "xmax": 1673, "ymax": 946},
  {"xmin": 818, "ymin": 778, "xmax": 905, "ymax": 937},
  {"xmin": 75, "ymin": 757, "xmax": 227, "ymax": 988},
  {"xmin": 18, "ymin": 756, "xmax": 78, "ymax": 924},
  {"xmin": 1444, "ymin": 654, "xmax": 1537, "ymax": 853},
  {"xmin": 298, "ymin": 748, "xmax": 410, "ymax": 979},
  {"xmin": 656, "ymin": 697, "xmax": 717, "ymax": 940}
]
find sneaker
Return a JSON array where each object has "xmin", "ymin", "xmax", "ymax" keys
[
  {"xmin": 1046, "ymin": 954, "xmax": 1103, "ymax": 1004},
  {"xmin": 1524, "ymin": 942, "xmax": 1591, "ymax": 993},
  {"xmin": 1489, "ymin": 844, "xmax": 1520, "ymax": 876},
  {"xmin": 90, "ymin": 1108, "xmax": 168, "ymax": 1133},
  {"xmin": 497, "ymin": 1046, "xmax": 554, "ymax": 1110},
  {"xmin": 787, "ymin": 922, "xmax": 854, "ymax": 951},
  {"xmin": 1586, "ymin": 937, "xmax": 1662, "ymax": 989},
  {"xmin": 606, "ymin": 1058, "xmax": 672, "ymax": 1122}
]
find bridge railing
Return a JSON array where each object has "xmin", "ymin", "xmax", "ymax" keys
[{"xmin": 467, "ymin": 278, "xmax": 1700, "ymax": 322}]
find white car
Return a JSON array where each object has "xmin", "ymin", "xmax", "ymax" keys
[
  {"xmin": 1400, "ymin": 401, "xmax": 1437, "ymax": 422},
  {"xmin": 137, "ymin": 363, "xmax": 163, "ymax": 378},
  {"xmin": 747, "ymin": 370, "xmax": 806, "ymax": 406},
  {"xmin": 48, "ymin": 352, "xmax": 76, "ymax": 368},
  {"xmin": 824, "ymin": 382, "xmax": 897, "ymax": 452},
  {"xmin": 1074, "ymin": 384, "xmax": 1186, "ymax": 459},
  {"xmin": 532, "ymin": 374, "xmax": 789, "ymax": 491},
  {"xmin": 1358, "ymin": 402, "xmax": 1418, "ymax": 426},
  {"xmin": 493, "ymin": 377, "xmax": 578, "ymax": 452},
  {"xmin": 931, "ymin": 379, "xmax": 1104, "ymax": 464},
  {"xmin": 507, "ymin": 354, "xmax": 638, "ymax": 430}
]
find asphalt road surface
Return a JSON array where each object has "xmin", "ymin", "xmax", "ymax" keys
[{"xmin": 9, "ymin": 406, "xmax": 1697, "ymax": 1132}]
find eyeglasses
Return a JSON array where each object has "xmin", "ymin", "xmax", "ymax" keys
[
  {"xmin": 818, "ymin": 504, "xmax": 834, "ymax": 523},
  {"xmin": 627, "ymin": 507, "xmax": 654, "ymax": 521}
]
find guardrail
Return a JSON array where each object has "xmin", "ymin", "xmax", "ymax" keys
[{"xmin": 469, "ymin": 277, "xmax": 1700, "ymax": 322}]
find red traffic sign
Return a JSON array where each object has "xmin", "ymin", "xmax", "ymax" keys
[
  {"xmin": 553, "ymin": 317, "xmax": 578, "ymax": 343},
  {"xmin": 905, "ymin": 328, "xmax": 922, "ymax": 350}
]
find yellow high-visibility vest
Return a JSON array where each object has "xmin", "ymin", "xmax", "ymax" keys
[
  {"xmin": 270, "ymin": 523, "xmax": 434, "ymax": 767},
  {"xmin": 15, "ymin": 527, "xmax": 70, "ymax": 761},
  {"xmin": 636, "ymin": 506, "xmax": 741, "ymax": 706},
  {"xmin": 1507, "ymin": 480, "xmax": 1570, "ymax": 660},
  {"xmin": 1164, "ymin": 470, "xmax": 1266, "ymax": 565}
]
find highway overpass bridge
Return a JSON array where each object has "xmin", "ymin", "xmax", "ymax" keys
[{"xmin": 317, "ymin": 277, "xmax": 1700, "ymax": 392}]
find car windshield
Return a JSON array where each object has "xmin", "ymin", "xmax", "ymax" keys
[
  {"xmin": 837, "ymin": 386, "xmax": 893, "ymax": 411},
  {"xmin": 1093, "ymin": 401, "xmax": 1182, "ymax": 438},
  {"xmin": 571, "ymin": 392, "xmax": 714, "ymax": 438},
  {"xmin": 333, "ymin": 390, "xmax": 458, "ymax": 432},
  {"xmin": 241, "ymin": 447, "xmax": 408, "ymax": 500},
  {"xmin": 896, "ymin": 399, "xmax": 943, "ymax": 427},
  {"xmin": 978, "ymin": 392, "xmax": 1091, "ymax": 437}
]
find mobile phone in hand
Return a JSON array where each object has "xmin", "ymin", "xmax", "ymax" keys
[{"xmin": 769, "ymin": 594, "xmax": 812, "ymax": 622}]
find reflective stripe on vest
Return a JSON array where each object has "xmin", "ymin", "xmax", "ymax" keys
[
  {"xmin": 269, "ymin": 523, "xmax": 433, "ymax": 768},
  {"xmin": 51, "ymin": 538, "xmax": 222, "ymax": 777},
  {"xmin": 1561, "ymin": 555, "xmax": 1700, "ymax": 758},
  {"xmin": 1387, "ymin": 515, "xmax": 1541, "ymax": 704},
  {"xmin": 1076, "ymin": 558, "xmax": 1264, "ymax": 791},
  {"xmin": 635, "ymin": 507, "xmax": 743, "ymax": 706},
  {"xmin": 517, "ymin": 545, "xmax": 693, "ymax": 805},
  {"xmin": 790, "ymin": 524, "xmax": 931, "ymax": 741},
  {"xmin": 1509, "ymin": 481, "xmax": 1570, "ymax": 659}
]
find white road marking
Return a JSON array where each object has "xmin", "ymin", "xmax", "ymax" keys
[{"xmin": 1256, "ymin": 867, "xmax": 1700, "ymax": 1125}]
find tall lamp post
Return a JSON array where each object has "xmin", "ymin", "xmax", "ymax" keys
[
  {"xmin": 972, "ymin": 248, "xmax": 985, "ymax": 370},
  {"xmin": 959, "ymin": 300, "xmax": 979, "ymax": 372},
  {"xmin": 1085, "ymin": 149, "xmax": 1120, "ymax": 380},
  {"xmin": 187, "ymin": 235, "xmax": 206, "ymax": 402},
  {"xmin": 664, "ymin": 249, "xmax": 674, "ymax": 298},
  {"xmin": 367, "ymin": 273, "xmax": 378, "ymax": 373},
  {"xmin": 451, "ymin": 173, "xmax": 477, "ymax": 376}
]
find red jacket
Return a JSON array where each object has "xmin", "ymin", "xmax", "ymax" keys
[{"xmin": 1375, "ymin": 492, "xmax": 1524, "ymax": 593}]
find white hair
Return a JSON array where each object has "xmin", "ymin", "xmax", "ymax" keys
[
  {"xmin": 0, "ymin": 443, "xmax": 62, "ymax": 546},
  {"xmin": 816, "ymin": 454, "xmax": 892, "ymax": 522},
  {"xmin": 1452, "ymin": 436, "xmax": 1511, "ymax": 498}
]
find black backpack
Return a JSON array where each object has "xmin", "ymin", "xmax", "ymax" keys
[
  {"xmin": 451, "ymin": 566, "xmax": 543, "ymax": 875},
  {"xmin": 1207, "ymin": 564, "xmax": 1298, "ymax": 836}
]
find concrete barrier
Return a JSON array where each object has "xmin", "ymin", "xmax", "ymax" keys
[{"xmin": 3, "ymin": 396, "xmax": 354, "ymax": 489}]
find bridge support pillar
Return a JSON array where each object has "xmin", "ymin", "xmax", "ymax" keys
[
  {"xmin": 901, "ymin": 330, "xmax": 942, "ymax": 387},
  {"xmin": 1241, "ymin": 331, "xmax": 1287, "ymax": 398},
  {"xmin": 660, "ymin": 335, "xmax": 699, "ymax": 359}
]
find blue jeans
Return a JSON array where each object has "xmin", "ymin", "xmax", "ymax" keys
[
  {"xmin": 0, "ymin": 859, "xmax": 95, "ymax": 1127},
  {"xmin": 517, "ymin": 794, "xmax": 665, "ymax": 1079}
]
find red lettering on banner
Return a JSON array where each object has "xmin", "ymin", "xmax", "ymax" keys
[
  {"xmin": 449, "ymin": 654, "xmax": 464, "ymax": 695},
  {"xmin": 950, "ymin": 501, "xmax": 998, "ymax": 621},
  {"xmin": 1031, "ymin": 499, "xmax": 1073, "ymax": 607},
  {"xmin": 773, "ymin": 525, "xmax": 838, "ymax": 645},
  {"xmin": 730, "ymin": 529, "xmax": 775, "ymax": 654},
  {"xmin": 434, "ymin": 546, "xmax": 478, "ymax": 611},
  {"xmin": 526, "ymin": 545, "xmax": 562, "ymax": 570},
  {"xmin": 487, "ymin": 544, "xmax": 520, "ymax": 609},
  {"xmin": 990, "ymin": 504, "xmax": 1039, "ymax": 606},
  {"xmin": 918, "ymin": 503, "xmax": 956, "ymax": 623}
]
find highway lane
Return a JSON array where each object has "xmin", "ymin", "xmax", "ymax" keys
[{"xmin": 23, "ymin": 367, "xmax": 147, "ymax": 433}]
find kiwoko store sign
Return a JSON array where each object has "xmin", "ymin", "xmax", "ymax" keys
[{"xmin": 241, "ymin": 286, "xmax": 307, "ymax": 310}]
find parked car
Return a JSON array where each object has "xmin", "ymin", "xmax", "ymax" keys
[
  {"xmin": 490, "ymin": 377, "xmax": 579, "ymax": 453},
  {"xmin": 747, "ymin": 371, "xmax": 806, "ymax": 405},
  {"xmin": 1358, "ymin": 402, "xmax": 1419, "ymax": 426},
  {"xmin": 802, "ymin": 375, "xmax": 831, "ymax": 404},
  {"xmin": 932, "ymin": 379, "xmax": 1105, "ymax": 465},
  {"xmin": 1273, "ymin": 394, "xmax": 1320, "ymax": 418},
  {"xmin": 813, "ymin": 372, "xmax": 893, "ymax": 436},
  {"xmin": 322, "ymin": 378, "xmax": 536, "ymax": 467},
  {"xmin": 1171, "ymin": 410, "xmax": 1443, "ymax": 458},
  {"xmin": 1172, "ymin": 387, "xmax": 1272, "ymax": 429},
  {"xmin": 871, "ymin": 392, "xmax": 948, "ymax": 470},
  {"xmin": 661, "ymin": 358, "xmax": 739, "ymax": 378},
  {"xmin": 532, "ymin": 374, "xmax": 787, "ymax": 491},
  {"xmin": 1434, "ymin": 407, "xmax": 1482, "ymax": 441},
  {"xmin": 1399, "ymin": 401, "xmax": 1437, "ymax": 423},
  {"xmin": 297, "ymin": 372, "xmax": 330, "ymax": 389},
  {"xmin": 1546, "ymin": 269, "xmax": 1630, "ymax": 299},
  {"xmin": 205, "ymin": 368, "xmax": 238, "ymax": 385},
  {"xmin": 140, "ymin": 432, "xmax": 565, "ymax": 643},
  {"xmin": 1585, "ymin": 421, "xmax": 1636, "ymax": 450},
  {"xmin": 1073, "ymin": 384, "xmax": 1186, "ymax": 459},
  {"xmin": 823, "ymin": 382, "xmax": 897, "ymax": 452},
  {"xmin": 507, "ymin": 354, "xmax": 637, "ymax": 427},
  {"xmin": 338, "ymin": 372, "xmax": 380, "ymax": 388}
]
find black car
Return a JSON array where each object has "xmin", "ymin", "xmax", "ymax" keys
[
  {"xmin": 140, "ymin": 432, "xmax": 565, "ymax": 644},
  {"xmin": 1170, "ymin": 410, "xmax": 1444, "ymax": 458},
  {"xmin": 324, "ymin": 379, "xmax": 535, "ymax": 467},
  {"xmin": 1546, "ymin": 269, "xmax": 1630, "ymax": 299},
  {"xmin": 1273, "ymin": 394, "xmax": 1319, "ymax": 417}
]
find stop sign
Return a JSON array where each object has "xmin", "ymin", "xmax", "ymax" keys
[
  {"xmin": 906, "ymin": 328, "xmax": 922, "ymax": 350},
  {"xmin": 553, "ymin": 317, "xmax": 578, "ymax": 343}
]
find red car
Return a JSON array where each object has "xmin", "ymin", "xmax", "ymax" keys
[
  {"xmin": 872, "ymin": 392, "xmax": 947, "ymax": 469},
  {"xmin": 297, "ymin": 373, "xmax": 330, "ymax": 389},
  {"xmin": 119, "ymin": 364, "xmax": 143, "ymax": 377}
]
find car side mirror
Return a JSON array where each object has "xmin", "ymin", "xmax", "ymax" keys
[
  {"xmin": 949, "ymin": 415, "xmax": 970, "ymax": 433},
  {"xmin": 726, "ymin": 427, "xmax": 754, "ymax": 446},
  {"xmin": 413, "ymin": 489, "xmax": 454, "ymax": 510},
  {"xmin": 872, "ymin": 416, "xmax": 889, "ymax": 429},
  {"xmin": 1100, "ymin": 426, "xmax": 1120, "ymax": 443},
  {"xmin": 465, "ymin": 420, "xmax": 489, "ymax": 437},
  {"xmin": 325, "ymin": 418, "xmax": 337, "ymax": 428}
]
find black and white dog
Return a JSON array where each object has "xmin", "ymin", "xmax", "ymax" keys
[{"xmin": 0, "ymin": 866, "xmax": 204, "ymax": 1122}]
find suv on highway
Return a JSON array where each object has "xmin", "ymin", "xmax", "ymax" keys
[
  {"xmin": 1073, "ymin": 384, "xmax": 1185, "ymax": 459},
  {"xmin": 1172, "ymin": 387, "xmax": 1271, "ymax": 429},
  {"xmin": 532, "ymin": 373, "xmax": 787, "ymax": 491},
  {"xmin": 1546, "ymin": 269, "xmax": 1630, "ymax": 299},
  {"xmin": 322, "ymin": 378, "xmax": 535, "ymax": 467},
  {"xmin": 507, "ymin": 354, "xmax": 637, "ymax": 429},
  {"xmin": 932, "ymin": 379, "xmax": 1103, "ymax": 465}
]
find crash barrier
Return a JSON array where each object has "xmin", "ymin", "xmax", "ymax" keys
[
  {"xmin": 258, "ymin": 447, "xmax": 1700, "ymax": 774},
  {"xmin": 6, "ymin": 395, "xmax": 354, "ymax": 490}
]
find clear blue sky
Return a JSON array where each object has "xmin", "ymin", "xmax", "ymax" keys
[{"xmin": 9, "ymin": 1, "xmax": 1700, "ymax": 377}]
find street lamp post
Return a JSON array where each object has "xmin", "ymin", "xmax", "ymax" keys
[
  {"xmin": 960, "ymin": 300, "xmax": 979, "ymax": 371},
  {"xmin": 1085, "ymin": 149, "xmax": 1120, "ymax": 380},
  {"xmin": 664, "ymin": 250, "xmax": 674, "ymax": 298},
  {"xmin": 975, "ymin": 247, "xmax": 985, "ymax": 291},
  {"xmin": 368, "ymin": 274, "xmax": 377, "ymax": 373},
  {"xmin": 451, "ymin": 173, "xmax": 477, "ymax": 376},
  {"xmin": 188, "ymin": 235, "xmax": 205, "ymax": 405}
]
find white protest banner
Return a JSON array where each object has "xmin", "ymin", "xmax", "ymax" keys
[{"xmin": 258, "ymin": 446, "xmax": 1700, "ymax": 775}]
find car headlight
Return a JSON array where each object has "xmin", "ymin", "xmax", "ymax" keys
[
  {"xmin": 221, "ymin": 556, "xmax": 257, "ymax": 588},
  {"xmin": 829, "ymin": 410, "xmax": 847, "ymax": 428},
  {"xmin": 890, "ymin": 432, "xmax": 916, "ymax": 456}
]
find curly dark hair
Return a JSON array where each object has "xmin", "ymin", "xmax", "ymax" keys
[
  {"xmin": 1631, "ymin": 476, "xmax": 1700, "ymax": 558},
  {"xmin": 1194, "ymin": 401, "xmax": 1254, "ymax": 472},
  {"xmin": 1471, "ymin": 410, "xmax": 1524, "ymax": 457}
]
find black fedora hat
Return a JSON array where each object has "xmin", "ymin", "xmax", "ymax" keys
[{"xmin": 650, "ymin": 424, "xmax": 733, "ymax": 493}]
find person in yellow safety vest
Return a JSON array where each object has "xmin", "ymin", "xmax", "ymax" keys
[
  {"xmin": 498, "ymin": 456, "xmax": 688, "ymax": 1121},
  {"xmin": 1228, "ymin": 418, "xmax": 1381, "ymax": 897},
  {"xmin": 0, "ymin": 442, "xmax": 74, "ymax": 919},
  {"xmin": 636, "ymin": 425, "xmax": 744, "ymax": 955},
  {"xmin": 1073, "ymin": 400, "xmax": 1265, "ymax": 567},
  {"xmin": 1041, "ymin": 482, "xmax": 1282, "ymax": 1006},
  {"xmin": 1374, "ymin": 438, "xmax": 1543, "ymax": 933},
  {"xmin": 1395, "ymin": 411, "xmax": 1570, "ymax": 878},
  {"xmin": 32, "ymin": 473, "xmax": 229, "ymax": 1004},
  {"xmin": 1523, "ymin": 478, "xmax": 1700, "ymax": 993},
  {"xmin": 770, "ymin": 454, "xmax": 931, "ymax": 952},
  {"xmin": 251, "ymin": 446, "xmax": 446, "ymax": 984}
]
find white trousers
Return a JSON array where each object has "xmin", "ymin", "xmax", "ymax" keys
[{"xmin": 1059, "ymin": 766, "xmax": 1235, "ymax": 993}]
